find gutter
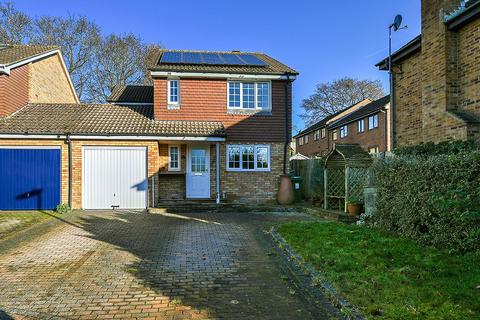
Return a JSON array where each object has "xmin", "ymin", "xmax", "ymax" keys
[
  {"xmin": 0, "ymin": 134, "xmax": 226, "ymax": 142},
  {"xmin": 445, "ymin": 0, "xmax": 480, "ymax": 30}
]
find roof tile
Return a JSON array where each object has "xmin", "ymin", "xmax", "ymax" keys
[{"xmin": 0, "ymin": 44, "xmax": 58, "ymax": 65}]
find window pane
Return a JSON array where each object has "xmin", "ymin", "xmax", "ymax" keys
[
  {"xmin": 256, "ymin": 82, "xmax": 270, "ymax": 109},
  {"xmin": 256, "ymin": 147, "xmax": 268, "ymax": 169},
  {"xmin": 169, "ymin": 80, "xmax": 178, "ymax": 103},
  {"xmin": 191, "ymin": 149, "xmax": 206, "ymax": 172},
  {"xmin": 242, "ymin": 83, "xmax": 255, "ymax": 109},
  {"xmin": 170, "ymin": 146, "xmax": 179, "ymax": 169},
  {"xmin": 228, "ymin": 147, "xmax": 240, "ymax": 168},
  {"xmin": 228, "ymin": 82, "xmax": 240, "ymax": 107},
  {"xmin": 242, "ymin": 146, "xmax": 254, "ymax": 169}
]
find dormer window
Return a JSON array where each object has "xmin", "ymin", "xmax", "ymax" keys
[
  {"xmin": 168, "ymin": 79, "xmax": 179, "ymax": 107},
  {"xmin": 227, "ymin": 81, "xmax": 271, "ymax": 111}
]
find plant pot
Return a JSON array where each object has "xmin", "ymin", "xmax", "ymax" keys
[
  {"xmin": 277, "ymin": 175, "xmax": 294, "ymax": 205},
  {"xmin": 347, "ymin": 203, "xmax": 363, "ymax": 216}
]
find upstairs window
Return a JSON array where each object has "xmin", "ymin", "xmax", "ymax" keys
[
  {"xmin": 340, "ymin": 125, "xmax": 348, "ymax": 138},
  {"xmin": 368, "ymin": 114, "xmax": 379, "ymax": 130},
  {"xmin": 357, "ymin": 119, "xmax": 365, "ymax": 133},
  {"xmin": 304, "ymin": 134, "xmax": 309, "ymax": 144},
  {"xmin": 227, "ymin": 145, "xmax": 270, "ymax": 171},
  {"xmin": 168, "ymin": 145, "xmax": 180, "ymax": 171},
  {"xmin": 298, "ymin": 136, "xmax": 304, "ymax": 146},
  {"xmin": 227, "ymin": 81, "xmax": 271, "ymax": 110},
  {"xmin": 168, "ymin": 79, "xmax": 179, "ymax": 105},
  {"xmin": 332, "ymin": 130, "xmax": 338, "ymax": 141},
  {"xmin": 313, "ymin": 130, "xmax": 319, "ymax": 140},
  {"xmin": 321, "ymin": 127, "xmax": 326, "ymax": 139}
]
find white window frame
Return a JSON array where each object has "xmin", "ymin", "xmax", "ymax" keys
[
  {"xmin": 368, "ymin": 114, "xmax": 379, "ymax": 130},
  {"xmin": 358, "ymin": 119, "xmax": 365, "ymax": 133},
  {"xmin": 332, "ymin": 130, "xmax": 338, "ymax": 141},
  {"xmin": 226, "ymin": 144, "xmax": 270, "ymax": 172},
  {"xmin": 168, "ymin": 145, "xmax": 181, "ymax": 171},
  {"xmin": 321, "ymin": 127, "xmax": 326, "ymax": 139},
  {"xmin": 304, "ymin": 134, "xmax": 309, "ymax": 144},
  {"xmin": 227, "ymin": 81, "xmax": 272, "ymax": 111},
  {"xmin": 298, "ymin": 136, "xmax": 304, "ymax": 146},
  {"xmin": 340, "ymin": 125, "xmax": 348, "ymax": 138},
  {"xmin": 167, "ymin": 79, "xmax": 180, "ymax": 107},
  {"xmin": 313, "ymin": 130, "xmax": 319, "ymax": 140}
]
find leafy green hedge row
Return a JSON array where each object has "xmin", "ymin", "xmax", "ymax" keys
[{"xmin": 368, "ymin": 149, "xmax": 480, "ymax": 253}]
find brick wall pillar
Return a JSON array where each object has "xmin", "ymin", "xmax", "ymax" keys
[{"xmin": 421, "ymin": 0, "xmax": 463, "ymax": 142}]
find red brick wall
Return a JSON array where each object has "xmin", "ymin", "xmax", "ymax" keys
[
  {"xmin": 296, "ymin": 130, "xmax": 329, "ymax": 156},
  {"xmin": 0, "ymin": 64, "xmax": 29, "ymax": 117},
  {"xmin": 331, "ymin": 112, "xmax": 388, "ymax": 152},
  {"xmin": 153, "ymin": 78, "xmax": 292, "ymax": 142}
]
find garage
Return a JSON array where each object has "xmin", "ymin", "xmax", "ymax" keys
[
  {"xmin": 0, "ymin": 147, "xmax": 61, "ymax": 210},
  {"xmin": 82, "ymin": 147, "xmax": 148, "ymax": 209}
]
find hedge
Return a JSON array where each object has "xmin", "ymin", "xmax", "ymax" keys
[{"xmin": 367, "ymin": 149, "xmax": 480, "ymax": 253}]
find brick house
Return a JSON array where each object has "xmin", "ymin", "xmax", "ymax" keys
[
  {"xmin": 0, "ymin": 47, "xmax": 297, "ymax": 210},
  {"xmin": 294, "ymin": 96, "xmax": 391, "ymax": 157},
  {"xmin": 0, "ymin": 44, "xmax": 79, "ymax": 115},
  {"xmin": 376, "ymin": 0, "xmax": 480, "ymax": 147}
]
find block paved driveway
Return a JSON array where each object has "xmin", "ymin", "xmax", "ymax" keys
[{"xmin": 0, "ymin": 210, "xmax": 337, "ymax": 320}]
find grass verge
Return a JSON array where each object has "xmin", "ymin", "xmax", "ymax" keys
[
  {"xmin": 278, "ymin": 221, "xmax": 480, "ymax": 319},
  {"xmin": 0, "ymin": 211, "xmax": 61, "ymax": 239}
]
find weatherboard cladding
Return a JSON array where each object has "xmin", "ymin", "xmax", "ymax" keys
[
  {"xmin": 0, "ymin": 44, "xmax": 58, "ymax": 65},
  {"xmin": 0, "ymin": 103, "xmax": 225, "ymax": 137},
  {"xmin": 150, "ymin": 50, "xmax": 298, "ymax": 75}
]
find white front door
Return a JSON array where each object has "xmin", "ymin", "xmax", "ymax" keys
[
  {"xmin": 186, "ymin": 146, "xmax": 210, "ymax": 199},
  {"xmin": 82, "ymin": 147, "xmax": 148, "ymax": 209}
]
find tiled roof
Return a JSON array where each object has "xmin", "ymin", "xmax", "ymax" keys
[
  {"xmin": 0, "ymin": 103, "xmax": 225, "ymax": 137},
  {"xmin": 0, "ymin": 44, "xmax": 58, "ymax": 65},
  {"xmin": 328, "ymin": 95, "xmax": 390, "ymax": 129},
  {"xmin": 107, "ymin": 85, "xmax": 154, "ymax": 104},
  {"xmin": 293, "ymin": 99, "xmax": 373, "ymax": 138},
  {"xmin": 149, "ymin": 49, "xmax": 298, "ymax": 75}
]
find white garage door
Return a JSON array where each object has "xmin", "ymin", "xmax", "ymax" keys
[{"xmin": 83, "ymin": 147, "xmax": 148, "ymax": 209}]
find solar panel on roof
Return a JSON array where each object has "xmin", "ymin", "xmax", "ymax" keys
[
  {"xmin": 160, "ymin": 51, "xmax": 182, "ymax": 63},
  {"xmin": 202, "ymin": 53, "xmax": 224, "ymax": 64},
  {"xmin": 238, "ymin": 54, "xmax": 267, "ymax": 66},
  {"xmin": 219, "ymin": 53, "xmax": 245, "ymax": 65},
  {"xmin": 183, "ymin": 52, "xmax": 203, "ymax": 64},
  {"xmin": 159, "ymin": 51, "xmax": 267, "ymax": 66}
]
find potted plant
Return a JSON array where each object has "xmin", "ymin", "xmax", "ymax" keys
[{"xmin": 347, "ymin": 196, "xmax": 364, "ymax": 216}]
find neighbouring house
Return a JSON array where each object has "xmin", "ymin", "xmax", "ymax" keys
[
  {"xmin": 0, "ymin": 44, "xmax": 79, "ymax": 116},
  {"xmin": 376, "ymin": 0, "xmax": 480, "ymax": 147},
  {"xmin": 0, "ymin": 47, "xmax": 297, "ymax": 210},
  {"xmin": 294, "ymin": 96, "xmax": 390, "ymax": 157}
]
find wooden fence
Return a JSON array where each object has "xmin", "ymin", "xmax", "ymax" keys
[{"xmin": 290, "ymin": 159, "xmax": 325, "ymax": 203}]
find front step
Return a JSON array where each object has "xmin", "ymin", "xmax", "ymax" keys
[{"xmin": 150, "ymin": 202, "xmax": 299, "ymax": 214}]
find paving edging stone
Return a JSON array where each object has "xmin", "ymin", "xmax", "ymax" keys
[{"xmin": 270, "ymin": 227, "xmax": 363, "ymax": 320}]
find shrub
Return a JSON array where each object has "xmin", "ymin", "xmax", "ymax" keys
[
  {"xmin": 55, "ymin": 203, "xmax": 70, "ymax": 214},
  {"xmin": 366, "ymin": 150, "xmax": 480, "ymax": 253},
  {"xmin": 395, "ymin": 140, "xmax": 479, "ymax": 157}
]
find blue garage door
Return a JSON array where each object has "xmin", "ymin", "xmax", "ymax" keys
[{"xmin": 0, "ymin": 148, "xmax": 61, "ymax": 210}]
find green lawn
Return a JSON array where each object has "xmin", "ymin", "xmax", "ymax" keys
[
  {"xmin": 0, "ymin": 211, "xmax": 61, "ymax": 239},
  {"xmin": 278, "ymin": 221, "xmax": 480, "ymax": 320}
]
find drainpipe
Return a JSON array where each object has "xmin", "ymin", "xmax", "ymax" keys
[
  {"xmin": 216, "ymin": 142, "xmax": 220, "ymax": 204},
  {"xmin": 283, "ymin": 73, "xmax": 292, "ymax": 174},
  {"xmin": 66, "ymin": 133, "xmax": 72, "ymax": 209}
]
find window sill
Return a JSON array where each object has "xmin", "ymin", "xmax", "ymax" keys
[
  {"xmin": 167, "ymin": 104, "xmax": 180, "ymax": 110},
  {"xmin": 226, "ymin": 168, "xmax": 271, "ymax": 172},
  {"xmin": 226, "ymin": 109, "xmax": 272, "ymax": 116}
]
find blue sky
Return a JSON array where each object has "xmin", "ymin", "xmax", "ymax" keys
[{"xmin": 14, "ymin": 0, "xmax": 421, "ymax": 132}]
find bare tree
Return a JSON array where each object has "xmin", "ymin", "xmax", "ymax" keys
[
  {"xmin": 32, "ymin": 15, "xmax": 101, "ymax": 99},
  {"xmin": 142, "ymin": 44, "xmax": 162, "ymax": 85},
  {"xmin": 300, "ymin": 77, "xmax": 385, "ymax": 126},
  {"xmin": 86, "ymin": 34, "xmax": 148, "ymax": 102},
  {"xmin": 0, "ymin": 2, "xmax": 32, "ymax": 44}
]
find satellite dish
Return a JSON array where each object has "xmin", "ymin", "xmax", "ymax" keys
[{"xmin": 393, "ymin": 15, "xmax": 403, "ymax": 31}]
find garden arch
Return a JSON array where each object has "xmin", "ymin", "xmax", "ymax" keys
[{"xmin": 324, "ymin": 144, "xmax": 372, "ymax": 212}]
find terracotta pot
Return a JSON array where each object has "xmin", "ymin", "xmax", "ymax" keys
[
  {"xmin": 277, "ymin": 175, "xmax": 294, "ymax": 205},
  {"xmin": 347, "ymin": 203, "xmax": 363, "ymax": 216}
]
